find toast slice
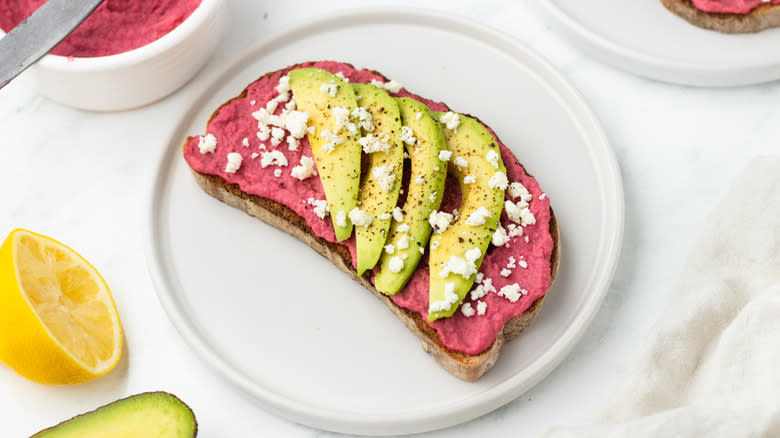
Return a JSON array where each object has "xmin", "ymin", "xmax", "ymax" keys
[
  {"xmin": 183, "ymin": 63, "xmax": 559, "ymax": 381},
  {"xmin": 661, "ymin": 0, "xmax": 780, "ymax": 33}
]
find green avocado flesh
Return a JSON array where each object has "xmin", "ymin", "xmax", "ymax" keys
[
  {"xmin": 352, "ymin": 83, "xmax": 404, "ymax": 275},
  {"xmin": 32, "ymin": 392, "xmax": 197, "ymax": 438},
  {"xmin": 374, "ymin": 98, "xmax": 448, "ymax": 295},
  {"xmin": 289, "ymin": 68, "xmax": 362, "ymax": 241},
  {"xmin": 427, "ymin": 113, "xmax": 507, "ymax": 322}
]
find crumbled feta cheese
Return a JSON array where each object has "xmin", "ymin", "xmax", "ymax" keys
[
  {"xmin": 352, "ymin": 107, "xmax": 374, "ymax": 132},
  {"xmin": 384, "ymin": 79, "xmax": 403, "ymax": 93},
  {"xmin": 486, "ymin": 150, "xmax": 500, "ymax": 168},
  {"xmin": 320, "ymin": 128, "xmax": 343, "ymax": 153},
  {"xmin": 393, "ymin": 207, "xmax": 404, "ymax": 222},
  {"xmin": 498, "ymin": 283, "xmax": 523, "ymax": 303},
  {"xmin": 540, "ymin": 193, "xmax": 547, "ymax": 200},
  {"xmin": 270, "ymin": 127, "xmax": 286, "ymax": 146},
  {"xmin": 465, "ymin": 206, "xmax": 492, "ymax": 226},
  {"xmin": 377, "ymin": 212, "xmax": 391, "ymax": 220},
  {"xmin": 488, "ymin": 171, "xmax": 508, "ymax": 190},
  {"xmin": 518, "ymin": 260, "xmax": 528, "ymax": 269},
  {"xmin": 286, "ymin": 135, "xmax": 299, "ymax": 151},
  {"xmin": 331, "ymin": 106, "xmax": 357, "ymax": 136},
  {"xmin": 384, "ymin": 244, "xmax": 395, "ymax": 254},
  {"xmin": 285, "ymin": 98, "xmax": 296, "ymax": 111},
  {"xmin": 260, "ymin": 150, "xmax": 288, "ymax": 168},
  {"xmin": 348, "ymin": 207, "xmax": 373, "ymax": 227},
  {"xmin": 273, "ymin": 168, "xmax": 282, "ymax": 177},
  {"xmin": 519, "ymin": 208, "xmax": 536, "ymax": 226},
  {"xmin": 284, "ymin": 111, "xmax": 310, "ymax": 138},
  {"xmin": 372, "ymin": 164, "xmax": 396, "ymax": 192},
  {"xmin": 307, "ymin": 198, "xmax": 330, "ymax": 219},
  {"xmin": 500, "ymin": 268, "xmax": 511, "ymax": 277},
  {"xmin": 439, "ymin": 248, "xmax": 481, "ymax": 279},
  {"xmin": 359, "ymin": 133, "xmax": 391, "ymax": 153},
  {"xmin": 429, "ymin": 191, "xmax": 437, "ymax": 202},
  {"xmin": 291, "ymin": 156, "xmax": 316, "ymax": 180},
  {"xmin": 476, "ymin": 300, "xmax": 487, "ymax": 315},
  {"xmin": 397, "ymin": 234, "xmax": 409, "ymax": 250},
  {"xmin": 429, "ymin": 210, "xmax": 454, "ymax": 234},
  {"xmin": 463, "ymin": 175, "xmax": 477, "ymax": 184},
  {"xmin": 400, "ymin": 126, "xmax": 417, "ymax": 145},
  {"xmin": 415, "ymin": 175, "xmax": 425, "ymax": 184},
  {"xmin": 507, "ymin": 256, "xmax": 517, "ymax": 269},
  {"xmin": 431, "ymin": 239, "xmax": 440, "ymax": 250},
  {"xmin": 320, "ymin": 82, "xmax": 339, "ymax": 97},
  {"xmin": 439, "ymin": 112, "xmax": 461, "ymax": 131},
  {"xmin": 276, "ymin": 75, "xmax": 290, "ymax": 94},
  {"xmin": 400, "ymin": 253, "xmax": 408, "ymax": 260},
  {"xmin": 476, "ymin": 272, "xmax": 484, "ymax": 284},
  {"xmin": 492, "ymin": 224, "xmax": 510, "ymax": 247},
  {"xmin": 507, "ymin": 223, "xmax": 523, "ymax": 237},
  {"xmin": 461, "ymin": 302, "xmax": 475, "ymax": 317},
  {"xmin": 397, "ymin": 223, "xmax": 410, "ymax": 233},
  {"xmin": 452, "ymin": 156, "xmax": 468, "ymax": 171},
  {"xmin": 242, "ymin": 137, "xmax": 250, "ymax": 147},
  {"xmin": 250, "ymin": 99, "xmax": 256, "ymax": 105},
  {"xmin": 504, "ymin": 200, "xmax": 525, "ymax": 224},
  {"xmin": 508, "ymin": 182, "xmax": 532, "ymax": 202},
  {"xmin": 388, "ymin": 256, "xmax": 404, "ymax": 273},
  {"xmin": 266, "ymin": 98, "xmax": 280, "ymax": 115},
  {"xmin": 250, "ymin": 152, "xmax": 259, "ymax": 159},
  {"xmin": 252, "ymin": 108, "xmax": 271, "ymax": 124},
  {"xmin": 257, "ymin": 125, "xmax": 270, "ymax": 141},
  {"xmin": 335, "ymin": 210, "xmax": 347, "ymax": 227},
  {"xmin": 335, "ymin": 71, "xmax": 349, "ymax": 82},
  {"xmin": 370, "ymin": 79, "xmax": 385, "ymax": 88},
  {"xmin": 198, "ymin": 133, "xmax": 217, "ymax": 154},
  {"xmin": 225, "ymin": 152, "xmax": 242, "ymax": 173},
  {"xmin": 438, "ymin": 150, "xmax": 452, "ymax": 162},
  {"xmin": 429, "ymin": 282, "xmax": 459, "ymax": 313},
  {"xmin": 470, "ymin": 278, "xmax": 496, "ymax": 301},
  {"xmin": 416, "ymin": 111, "xmax": 423, "ymax": 120}
]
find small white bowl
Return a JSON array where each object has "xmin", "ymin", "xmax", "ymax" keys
[{"xmin": 0, "ymin": 0, "xmax": 228, "ymax": 111}]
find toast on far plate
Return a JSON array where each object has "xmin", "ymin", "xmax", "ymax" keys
[
  {"xmin": 182, "ymin": 61, "xmax": 559, "ymax": 381},
  {"xmin": 661, "ymin": 0, "xmax": 780, "ymax": 33}
]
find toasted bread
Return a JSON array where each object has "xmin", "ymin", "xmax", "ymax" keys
[
  {"xmin": 183, "ymin": 64, "xmax": 559, "ymax": 381},
  {"xmin": 661, "ymin": 0, "xmax": 780, "ymax": 33}
]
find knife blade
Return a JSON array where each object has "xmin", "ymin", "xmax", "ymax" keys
[{"xmin": 0, "ymin": 0, "xmax": 104, "ymax": 89}]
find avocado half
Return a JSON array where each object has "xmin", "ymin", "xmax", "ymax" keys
[{"xmin": 31, "ymin": 392, "xmax": 197, "ymax": 438}]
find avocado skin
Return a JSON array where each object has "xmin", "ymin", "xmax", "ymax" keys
[
  {"xmin": 374, "ymin": 98, "xmax": 448, "ymax": 294},
  {"xmin": 31, "ymin": 392, "xmax": 197, "ymax": 438},
  {"xmin": 352, "ymin": 83, "xmax": 404, "ymax": 276},
  {"xmin": 427, "ymin": 113, "xmax": 507, "ymax": 322}
]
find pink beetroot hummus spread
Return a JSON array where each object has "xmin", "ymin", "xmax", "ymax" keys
[
  {"xmin": 183, "ymin": 61, "xmax": 555, "ymax": 356},
  {"xmin": 0, "ymin": 0, "xmax": 201, "ymax": 57},
  {"xmin": 692, "ymin": 0, "xmax": 780, "ymax": 13}
]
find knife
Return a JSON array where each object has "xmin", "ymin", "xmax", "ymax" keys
[{"xmin": 0, "ymin": 0, "xmax": 104, "ymax": 89}]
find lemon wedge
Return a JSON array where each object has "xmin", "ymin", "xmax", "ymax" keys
[{"xmin": 0, "ymin": 229, "xmax": 122, "ymax": 384}]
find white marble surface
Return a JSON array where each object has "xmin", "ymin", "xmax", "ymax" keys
[{"xmin": 0, "ymin": 0, "xmax": 777, "ymax": 436}]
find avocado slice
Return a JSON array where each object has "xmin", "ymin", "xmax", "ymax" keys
[
  {"xmin": 374, "ymin": 98, "xmax": 448, "ymax": 294},
  {"xmin": 351, "ymin": 83, "xmax": 405, "ymax": 275},
  {"xmin": 289, "ymin": 68, "xmax": 362, "ymax": 241},
  {"xmin": 32, "ymin": 392, "xmax": 196, "ymax": 438},
  {"xmin": 427, "ymin": 113, "xmax": 507, "ymax": 322}
]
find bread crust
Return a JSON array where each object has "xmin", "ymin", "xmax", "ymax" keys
[
  {"xmin": 184, "ymin": 64, "xmax": 560, "ymax": 381},
  {"xmin": 661, "ymin": 0, "xmax": 780, "ymax": 33}
]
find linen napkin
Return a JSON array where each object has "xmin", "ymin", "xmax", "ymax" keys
[{"xmin": 546, "ymin": 156, "xmax": 780, "ymax": 438}]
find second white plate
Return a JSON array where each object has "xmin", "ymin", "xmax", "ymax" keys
[
  {"xmin": 537, "ymin": 0, "xmax": 780, "ymax": 86},
  {"xmin": 146, "ymin": 8, "xmax": 623, "ymax": 435}
]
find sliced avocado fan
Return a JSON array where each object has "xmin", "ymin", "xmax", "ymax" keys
[
  {"xmin": 427, "ymin": 113, "xmax": 507, "ymax": 322},
  {"xmin": 289, "ymin": 68, "xmax": 362, "ymax": 241},
  {"xmin": 351, "ymin": 83, "xmax": 405, "ymax": 275},
  {"xmin": 375, "ymin": 98, "xmax": 448, "ymax": 294},
  {"xmin": 31, "ymin": 392, "xmax": 197, "ymax": 438}
]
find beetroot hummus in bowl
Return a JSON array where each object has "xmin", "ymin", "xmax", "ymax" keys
[{"xmin": 0, "ymin": 0, "xmax": 228, "ymax": 111}]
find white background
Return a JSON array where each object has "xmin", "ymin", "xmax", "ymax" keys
[{"xmin": 0, "ymin": 0, "xmax": 777, "ymax": 436}]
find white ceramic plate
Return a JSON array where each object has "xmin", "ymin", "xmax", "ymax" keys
[
  {"xmin": 146, "ymin": 8, "xmax": 623, "ymax": 435},
  {"xmin": 536, "ymin": 0, "xmax": 780, "ymax": 86}
]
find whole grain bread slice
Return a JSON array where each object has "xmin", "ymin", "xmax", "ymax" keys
[
  {"xmin": 184, "ymin": 65, "xmax": 560, "ymax": 381},
  {"xmin": 661, "ymin": 0, "xmax": 780, "ymax": 33}
]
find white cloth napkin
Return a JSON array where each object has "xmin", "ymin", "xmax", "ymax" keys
[{"xmin": 546, "ymin": 156, "xmax": 780, "ymax": 438}]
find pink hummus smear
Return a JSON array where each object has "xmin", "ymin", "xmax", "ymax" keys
[
  {"xmin": 183, "ymin": 61, "xmax": 555, "ymax": 356},
  {"xmin": 0, "ymin": 0, "xmax": 201, "ymax": 57},
  {"xmin": 691, "ymin": 0, "xmax": 780, "ymax": 14}
]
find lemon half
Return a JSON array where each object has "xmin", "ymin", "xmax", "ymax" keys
[{"xmin": 0, "ymin": 229, "xmax": 122, "ymax": 384}]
